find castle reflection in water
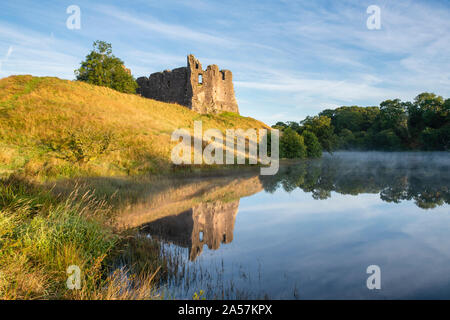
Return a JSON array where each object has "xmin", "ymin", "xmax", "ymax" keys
[{"xmin": 142, "ymin": 200, "xmax": 239, "ymax": 261}]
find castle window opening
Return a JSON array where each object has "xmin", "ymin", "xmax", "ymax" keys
[
  {"xmin": 222, "ymin": 72, "xmax": 225, "ymax": 80},
  {"xmin": 198, "ymin": 74, "xmax": 203, "ymax": 85},
  {"xmin": 199, "ymin": 231, "xmax": 204, "ymax": 242},
  {"xmin": 196, "ymin": 63, "xmax": 199, "ymax": 69}
]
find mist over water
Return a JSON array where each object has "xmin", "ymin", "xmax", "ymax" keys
[
  {"xmin": 260, "ymin": 151, "xmax": 450, "ymax": 209},
  {"xmin": 126, "ymin": 152, "xmax": 450, "ymax": 299},
  {"xmin": 327, "ymin": 151, "xmax": 450, "ymax": 168}
]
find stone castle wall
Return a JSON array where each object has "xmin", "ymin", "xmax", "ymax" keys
[{"xmin": 136, "ymin": 54, "xmax": 239, "ymax": 114}]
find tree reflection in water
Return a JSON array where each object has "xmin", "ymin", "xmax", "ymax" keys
[{"xmin": 260, "ymin": 152, "xmax": 450, "ymax": 209}]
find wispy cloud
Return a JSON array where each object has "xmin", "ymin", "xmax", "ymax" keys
[
  {"xmin": 0, "ymin": 22, "xmax": 82, "ymax": 78},
  {"xmin": 0, "ymin": 45, "xmax": 13, "ymax": 73},
  {"xmin": 95, "ymin": 5, "xmax": 237, "ymax": 47},
  {"xmin": 6, "ymin": 46, "xmax": 13, "ymax": 58}
]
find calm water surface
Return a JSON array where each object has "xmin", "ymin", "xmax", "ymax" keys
[{"xmin": 134, "ymin": 152, "xmax": 450, "ymax": 299}]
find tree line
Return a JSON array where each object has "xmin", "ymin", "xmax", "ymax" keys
[{"xmin": 274, "ymin": 93, "xmax": 449, "ymax": 155}]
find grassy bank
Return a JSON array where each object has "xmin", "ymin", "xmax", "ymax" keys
[
  {"xmin": 0, "ymin": 75, "xmax": 268, "ymax": 181},
  {"xmin": 0, "ymin": 175, "xmax": 168, "ymax": 299}
]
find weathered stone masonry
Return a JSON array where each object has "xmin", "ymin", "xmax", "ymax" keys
[{"xmin": 137, "ymin": 54, "xmax": 239, "ymax": 114}]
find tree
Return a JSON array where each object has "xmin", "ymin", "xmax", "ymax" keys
[
  {"xmin": 407, "ymin": 93, "xmax": 446, "ymax": 149},
  {"xmin": 279, "ymin": 128, "xmax": 307, "ymax": 159},
  {"xmin": 302, "ymin": 131, "xmax": 322, "ymax": 158},
  {"xmin": 420, "ymin": 125, "xmax": 450, "ymax": 151},
  {"xmin": 75, "ymin": 40, "xmax": 138, "ymax": 94},
  {"xmin": 300, "ymin": 116, "xmax": 337, "ymax": 152},
  {"xmin": 379, "ymin": 99, "xmax": 406, "ymax": 129},
  {"xmin": 337, "ymin": 128, "xmax": 356, "ymax": 149},
  {"xmin": 318, "ymin": 109, "xmax": 335, "ymax": 119},
  {"xmin": 286, "ymin": 121, "xmax": 302, "ymax": 132},
  {"xmin": 272, "ymin": 122, "xmax": 288, "ymax": 131},
  {"xmin": 377, "ymin": 99, "xmax": 409, "ymax": 144},
  {"xmin": 332, "ymin": 106, "xmax": 365, "ymax": 132},
  {"xmin": 409, "ymin": 93, "xmax": 444, "ymax": 129},
  {"xmin": 373, "ymin": 129, "xmax": 402, "ymax": 150}
]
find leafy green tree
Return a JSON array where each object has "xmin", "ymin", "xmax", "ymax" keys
[
  {"xmin": 411, "ymin": 93, "xmax": 444, "ymax": 128},
  {"xmin": 337, "ymin": 128, "xmax": 356, "ymax": 149},
  {"xmin": 75, "ymin": 40, "xmax": 138, "ymax": 94},
  {"xmin": 279, "ymin": 128, "xmax": 307, "ymax": 159},
  {"xmin": 300, "ymin": 116, "xmax": 337, "ymax": 152},
  {"xmin": 272, "ymin": 121, "xmax": 288, "ymax": 131},
  {"xmin": 354, "ymin": 131, "xmax": 370, "ymax": 149},
  {"xmin": 420, "ymin": 125, "xmax": 450, "ymax": 150},
  {"xmin": 324, "ymin": 106, "xmax": 379, "ymax": 134},
  {"xmin": 333, "ymin": 106, "xmax": 365, "ymax": 132},
  {"xmin": 302, "ymin": 131, "xmax": 322, "ymax": 158},
  {"xmin": 318, "ymin": 109, "xmax": 335, "ymax": 119},
  {"xmin": 407, "ymin": 93, "xmax": 446, "ymax": 148},
  {"xmin": 286, "ymin": 121, "xmax": 302, "ymax": 132},
  {"xmin": 377, "ymin": 99, "xmax": 409, "ymax": 144},
  {"xmin": 378, "ymin": 99, "xmax": 407, "ymax": 129},
  {"xmin": 373, "ymin": 129, "xmax": 402, "ymax": 150}
]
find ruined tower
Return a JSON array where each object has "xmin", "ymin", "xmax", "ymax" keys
[{"xmin": 136, "ymin": 54, "xmax": 239, "ymax": 114}]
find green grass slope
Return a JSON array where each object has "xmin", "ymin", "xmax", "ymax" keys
[{"xmin": 0, "ymin": 75, "xmax": 268, "ymax": 180}]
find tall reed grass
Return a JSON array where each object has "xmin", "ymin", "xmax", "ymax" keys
[{"xmin": 0, "ymin": 176, "xmax": 161, "ymax": 299}]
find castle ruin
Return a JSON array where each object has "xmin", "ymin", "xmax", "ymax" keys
[{"xmin": 136, "ymin": 54, "xmax": 239, "ymax": 114}]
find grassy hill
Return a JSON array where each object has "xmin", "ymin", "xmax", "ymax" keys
[
  {"xmin": 0, "ymin": 75, "xmax": 268, "ymax": 299},
  {"xmin": 0, "ymin": 75, "xmax": 268, "ymax": 181}
]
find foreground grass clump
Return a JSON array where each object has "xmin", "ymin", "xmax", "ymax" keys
[
  {"xmin": 0, "ymin": 75, "xmax": 268, "ymax": 181},
  {"xmin": 0, "ymin": 176, "xmax": 160, "ymax": 299}
]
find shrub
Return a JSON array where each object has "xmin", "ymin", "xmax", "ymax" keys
[
  {"xmin": 44, "ymin": 126, "xmax": 114, "ymax": 163},
  {"xmin": 280, "ymin": 128, "xmax": 307, "ymax": 159},
  {"xmin": 302, "ymin": 131, "xmax": 322, "ymax": 158}
]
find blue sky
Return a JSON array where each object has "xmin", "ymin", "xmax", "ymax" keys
[{"xmin": 0, "ymin": 0, "xmax": 449, "ymax": 124}]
